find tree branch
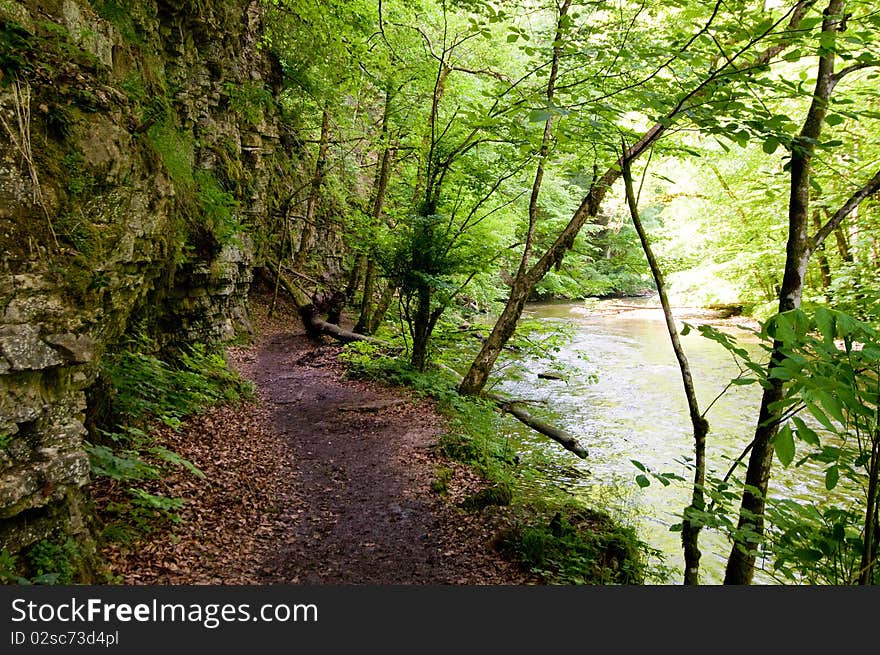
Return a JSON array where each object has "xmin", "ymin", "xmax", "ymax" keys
[{"xmin": 809, "ymin": 168, "xmax": 880, "ymax": 253}]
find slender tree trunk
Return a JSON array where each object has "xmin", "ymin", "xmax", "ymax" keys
[
  {"xmin": 724, "ymin": 0, "xmax": 843, "ymax": 585},
  {"xmin": 367, "ymin": 282, "xmax": 396, "ymax": 334},
  {"xmin": 622, "ymin": 146, "xmax": 709, "ymax": 585},
  {"xmin": 345, "ymin": 254, "xmax": 365, "ymax": 305},
  {"xmin": 811, "ymin": 210, "xmax": 832, "ymax": 292},
  {"xmin": 411, "ymin": 283, "xmax": 433, "ymax": 372},
  {"xmin": 355, "ymin": 259, "xmax": 377, "ymax": 334},
  {"xmin": 834, "ymin": 223, "xmax": 852, "ymax": 262},
  {"xmin": 296, "ymin": 108, "xmax": 331, "ymax": 266},
  {"xmin": 858, "ymin": 422, "xmax": 879, "ymax": 585}
]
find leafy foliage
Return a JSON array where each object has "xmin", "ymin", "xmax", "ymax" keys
[
  {"xmin": 500, "ymin": 505, "xmax": 650, "ymax": 585},
  {"xmin": 100, "ymin": 341, "xmax": 253, "ymax": 429},
  {"xmin": 687, "ymin": 306, "xmax": 880, "ymax": 583}
]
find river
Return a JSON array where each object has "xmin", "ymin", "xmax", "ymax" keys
[{"xmin": 495, "ymin": 298, "xmax": 839, "ymax": 584}]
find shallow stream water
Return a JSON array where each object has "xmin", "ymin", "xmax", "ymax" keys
[{"xmin": 496, "ymin": 298, "xmax": 840, "ymax": 584}]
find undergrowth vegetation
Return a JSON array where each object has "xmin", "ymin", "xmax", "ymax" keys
[
  {"xmin": 87, "ymin": 334, "xmax": 254, "ymax": 557},
  {"xmin": 338, "ymin": 338, "xmax": 658, "ymax": 585}
]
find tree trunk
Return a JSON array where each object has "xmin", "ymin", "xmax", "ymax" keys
[
  {"xmin": 858, "ymin": 424, "xmax": 879, "ymax": 585},
  {"xmin": 367, "ymin": 282, "xmax": 396, "ymax": 334},
  {"xmin": 458, "ymin": 277, "xmax": 534, "ymax": 395},
  {"xmin": 410, "ymin": 283, "xmax": 433, "ymax": 372},
  {"xmin": 724, "ymin": 0, "xmax": 843, "ymax": 585},
  {"xmin": 811, "ymin": 210, "xmax": 832, "ymax": 292},
  {"xmin": 622, "ymin": 146, "xmax": 709, "ymax": 585},
  {"xmin": 295, "ymin": 108, "xmax": 331, "ymax": 266},
  {"xmin": 345, "ymin": 254, "xmax": 365, "ymax": 307},
  {"xmin": 355, "ymin": 258, "xmax": 377, "ymax": 334}
]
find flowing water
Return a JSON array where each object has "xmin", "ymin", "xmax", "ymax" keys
[{"xmin": 495, "ymin": 298, "xmax": 839, "ymax": 585}]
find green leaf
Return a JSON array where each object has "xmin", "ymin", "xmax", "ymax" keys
[
  {"xmin": 528, "ymin": 109, "xmax": 552, "ymax": 123},
  {"xmin": 814, "ymin": 390, "xmax": 845, "ymax": 424},
  {"xmin": 814, "ymin": 306, "xmax": 836, "ymax": 343},
  {"xmin": 635, "ymin": 474, "xmax": 651, "ymax": 488},
  {"xmin": 775, "ymin": 423, "xmax": 795, "ymax": 467},
  {"xmin": 762, "ymin": 137, "xmax": 779, "ymax": 154},
  {"xmin": 791, "ymin": 416, "xmax": 820, "ymax": 447},
  {"xmin": 631, "ymin": 459, "xmax": 647, "ymax": 472},
  {"xmin": 825, "ymin": 465, "xmax": 839, "ymax": 490},
  {"xmin": 824, "ymin": 114, "xmax": 844, "ymax": 127},
  {"xmin": 805, "ymin": 401, "xmax": 837, "ymax": 433}
]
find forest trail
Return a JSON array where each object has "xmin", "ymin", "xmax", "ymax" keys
[{"xmin": 99, "ymin": 298, "xmax": 534, "ymax": 584}]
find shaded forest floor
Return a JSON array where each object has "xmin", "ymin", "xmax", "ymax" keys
[{"xmin": 96, "ymin": 293, "xmax": 537, "ymax": 584}]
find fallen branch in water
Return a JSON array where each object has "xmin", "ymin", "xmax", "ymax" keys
[
  {"xmin": 488, "ymin": 392, "xmax": 588, "ymax": 459},
  {"xmin": 436, "ymin": 363, "xmax": 588, "ymax": 459}
]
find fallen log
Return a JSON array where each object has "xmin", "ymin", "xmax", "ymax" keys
[
  {"xmin": 265, "ymin": 262, "xmax": 383, "ymax": 345},
  {"xmin": 435, "ymin": 362, "xmax": 588, "ymax": 460},
  {"xmin": 486, "ymin": 391, "xmax": 587, "ymax": 459}
]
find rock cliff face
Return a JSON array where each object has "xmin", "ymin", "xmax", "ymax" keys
[{"xmin": 0, "ymin": 0, "xmax": 296, "ymax": 575}]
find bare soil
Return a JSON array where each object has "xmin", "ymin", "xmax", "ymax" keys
[{"xmin": 97, "ymin": 297, "xmax": 537, "ymax": 585}]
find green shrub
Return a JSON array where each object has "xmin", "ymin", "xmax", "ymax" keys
[
  {"xmin": 500, "ymin": 506, "xmax": 648, "ymax": 585},
  {"xmin": 25, "ymin": 538, "xmax": 80, "ymax": 585},
  {"xmin": 100, "ymin": 341, "xmax": 254, "ymax": 429}
]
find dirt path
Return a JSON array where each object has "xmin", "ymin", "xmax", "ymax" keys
[{"xmin": 99, "ymin": 301, "xmax": 535, "ymax": 585}]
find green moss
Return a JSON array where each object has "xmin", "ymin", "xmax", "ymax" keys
[
  {"xmin": 62, "ymin": 151, "xmax": 97, "ymax": 197},
  {"xmin": 431, "ymin": 467, "xmax": 452, "ymax": 496},
  {"xmin": 88, "ymin": 0, "xmax": 142, "ymax": 44},
  {"xmin": 120, "ymin": 70, "xmax": 147, "ymax": 103},
  {"xmin": 145, "ymin": 124, "xmax": 243, "ymax": 250},
  {"xmin": 146, "ymin": 122, "xmax": 195, "ymax": 190},
  {"xmin": 461, "ymin": 482, "xmax": 513, "ymax": 510}
]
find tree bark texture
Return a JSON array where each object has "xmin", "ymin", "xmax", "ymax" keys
[{"xmin": 725, "ymin": 0, "xmax": 843, "ymax": 585}]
